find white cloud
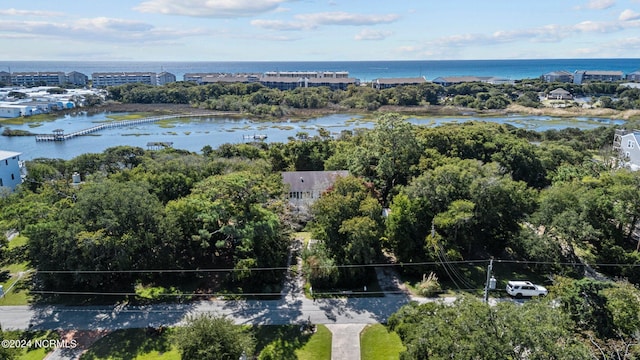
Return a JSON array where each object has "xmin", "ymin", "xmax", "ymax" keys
[
  {"xmin": 575, "ymin": 0, "xmax": 616, "ymax": 9},
  {"xmin": 0, "ymin": 17, "xmax": 206, "ymax": 43},
  {"xmin": 252, "ymin": 11, "xmax": 400, "ymax": 31},
  {"xmin": 620, "ymin": 9, "xmax": 640, "ymax": 21},
  {"xmin": 573, "ymin": 20, "xmax": 622, "ymax": 32},
  {"xmin": 354, "ymin": 29, "xmax": 392, "ymax": 40},
  {"xmin": 75, "ymin": 17, "xmax": 154, "ymax": 32},
  {"xmin": 0, "ymin": 8, "xmax": 64, "ymax": 17},
  {"xmin": 134, "ymin": 0, "xmax": 290, "ymax": 18},
  {"xmin": 250, "ymin": 19, "xmax": 310, "ymax": 30},
  {"xmin": 294, "ymin": 12, "xmax": 400, "ymax": 26}
]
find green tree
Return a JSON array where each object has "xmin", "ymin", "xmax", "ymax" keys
[
  {"xmin": 26, "ymin": 180, "xmax": 172, "ymax": 292},
  {"xmin": 388, "ymin": 296, "xmax": 589, "ymax": 360},
  {"xmin": 166, "ymin": 171, "xmax": 289, "ymax": 286},
  {"xmin": 310, "ymin": 176, "xmax": 383, "ymax": 283},
  {"xmin": 343, "ymin": 113, "xmax": 421, "ymax": 204},
  {"xmin": 173, "ymin": 313, "xmax": 255, "ymax": 360}
]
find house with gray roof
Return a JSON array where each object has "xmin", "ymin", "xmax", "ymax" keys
[
  {"xmin": 546, "ymin": 88, "xmax": 573, "ymax": 100},
  {"xmin": 282, "ymin": 170, "xmax": 349, "ymax": 209}
]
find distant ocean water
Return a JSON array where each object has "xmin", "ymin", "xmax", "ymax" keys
[{"xmin": 0, "ymin": 59, "xmax": 638, "ymax": 82}]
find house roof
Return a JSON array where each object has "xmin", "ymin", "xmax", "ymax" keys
[
  {"xmin": 577, "ymin": 70, "xmax": 624, "ymax": 76},
  {"xmin": 433, "ymin": 76, "xmax": 492, "ymax": 83},
  {"xmin": 0, "ymin": 150, "xmax": 21, "ymax": 161},
  {"xmin": 544, "ymin": 71, "xmax": 572, "ymax": 76},
  {"xmin": 374, "ymin": 77, "xmax": 427, "ymax": 85},
  {"xmin": 282, "ymin": 170, "xmax": 349, "ymax": 192},
  {"xmin": 549, "ymin": 88, "xmax": 571, "ymax": 95}
]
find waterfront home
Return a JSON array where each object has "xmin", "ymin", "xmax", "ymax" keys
[
  {"xmin": 613, "ymin": 129, "xmax": 640, "ymax": 170},
  {"xmin": 282, "ymin": 170, "xmax": 349, "ymax": 210},
  {"xmin": 546, "ymin": 88, "xmax": 573, "ymax": 100},
  {"xmin": 0, "ymin": 150, "xmax": 22, "ymax": 192}
]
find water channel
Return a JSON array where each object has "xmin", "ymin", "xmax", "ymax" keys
[{"xmin": 0, "ymin": 112, "xmax": 624, "ymax": 160}]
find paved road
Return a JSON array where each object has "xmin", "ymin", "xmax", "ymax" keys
[{"xmin": 0, "ymin": 293, "xmax": 437, "ymax": 331}]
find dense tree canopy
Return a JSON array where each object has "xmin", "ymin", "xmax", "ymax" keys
[
  {"xmin": 388, "ymin": 296, "xmax": 590, "ymax": 359},
  {"xmin": 173, "ymin": 313, "xmax": 255, "ymax": 360}
]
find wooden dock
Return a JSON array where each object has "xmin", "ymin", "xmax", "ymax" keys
[{"xmin": 35, "ymin": 113, "xmax": 223, "ymax": 142}]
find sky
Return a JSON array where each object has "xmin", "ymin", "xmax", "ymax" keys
[{"xmin": 0, "ymin": 0, "xmax": 639, "ymax": 61}]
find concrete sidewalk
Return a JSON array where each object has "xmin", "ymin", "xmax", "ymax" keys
[{"xmin": 325, "ymin": 324, "xmax": 367, "ymax": 360}]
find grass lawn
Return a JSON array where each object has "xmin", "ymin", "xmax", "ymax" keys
[
  {"xmin": 360, "ymin": 324, "xmax": 405, "ymax": 360},
  {"xmin": 1, "ymin": 262, "xmax": 32, "ymax": 306},
  {"xmin": 295, "ymin": 325, "xmax": 331, "ymax": 360},
  {"xmin": 80, "ymin": 329, "xmax": 179, "ymax": 360},
  {"xmin": 252, "ymin": 324, "xmax": 331, "ymax": 360},
  {"xmin": 80, "ymin": 325, "xmax": 331, "ymax": 360},
  {"xmin": 4, "ymin": 330, "xmax": 58, "ymax": 360}
]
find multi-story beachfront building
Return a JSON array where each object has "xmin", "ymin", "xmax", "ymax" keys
[
  {"xmin": 259, "ymin": 76, "xmax": 358, "ymax": 91},
  {"xmin": 157, "ymin": 71, "xmax": 177, "ymax": 85},
  {"xmin": 573, "ymin": 70, "xmax": 624, "ymax": 84},
  {"xmin": 0, "ymin": 71, "xmax": 11, "ymax": 85},
  {"xmin": 627, "ymin": 71, "xmax": 640, "ymax": 82},
  {"xmin": 183, "ymin": 73, "xmax": 260, "ymax": 84},
  {"xmin": 541, "ymin": 71, "xmax": 573, "ymax": 83},
  {"xmin": 11, "ymin": 72, "xmax": 66, "ymax": 86},
  {"xmin": 91, "ymin": 72, "xmax": 176, "ymax": 87},
  {"xmin": 431, "ymin": 76, "xmax": 514, "ymax": 86},
  {"xmin": 66, "ymin": 71, "xmax": 89, "ymax": 86},
  {"xmin": 8, "ymin": 71, "xmax": 88, "ymax": 86},
  {"xmin": 264, "ymin": 71, "xmax": 349, "ymax": 79}
]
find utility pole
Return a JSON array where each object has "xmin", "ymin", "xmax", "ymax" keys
[{"xmin": 483, "ymin": 259, "xmax": 495, "ymax": 303}]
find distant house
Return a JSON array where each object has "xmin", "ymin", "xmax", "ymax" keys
[
  {"xmin": 541, "ymin": 71, "xmax": 573, "ymax": 83},
  {"xmin": 546, "ymin": 88, "xmax": 573, "ymax": 100},
  {"xmin": 0, "ymin": 104, "xmax": 35, "ymax": 118},
  {"xmin": 0, "ymin": 150, "xmax": 22, "ymax": 192},
  {"xmin": 613, "ymin": 130, "xmax": 640, "ymax": 170},
  {"xmin": 372, "ymin": 77, "xmax": 427, "ymax": 89},
  {"xmin": 282, "ymin": 170, "xmax": 349, "ymax": 208}
]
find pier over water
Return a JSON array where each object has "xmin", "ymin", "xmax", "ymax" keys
[{"xmin": 34, "ymin": 113, "xmax": 223, "ymax": 142}]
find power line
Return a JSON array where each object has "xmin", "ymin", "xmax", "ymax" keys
[
  {"xmin": 28, "ymin": 258, "xmax": 640, "ymax": 275},
  {"xmin": 31, "ymin": 259, "xmax": 489, "ymax": 274}
]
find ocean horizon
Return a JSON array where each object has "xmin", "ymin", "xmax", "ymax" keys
[{"xmin": 0, "ymin": 58, "xmax": 638, "ymax": 83}]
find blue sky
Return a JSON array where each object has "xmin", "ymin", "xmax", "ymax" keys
[{"xmin": 1, "ymin": 0, "xmax": 639, "ymax": 61}]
